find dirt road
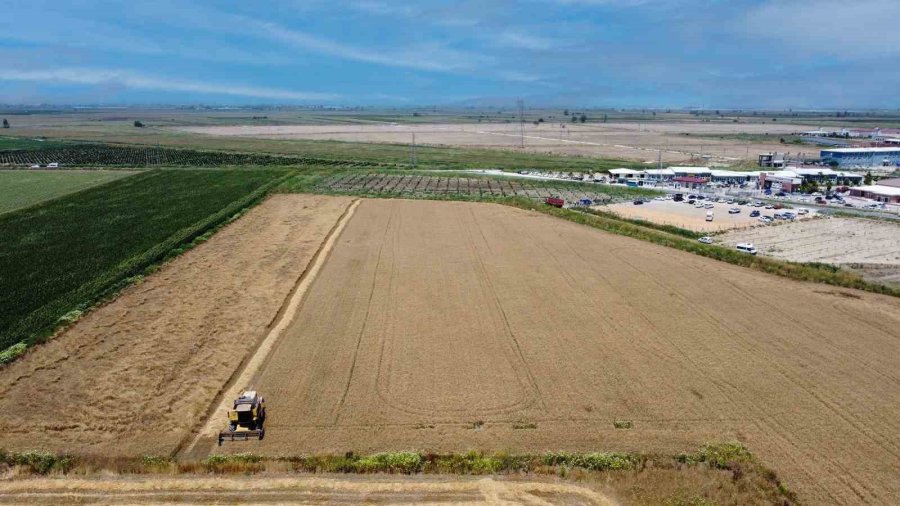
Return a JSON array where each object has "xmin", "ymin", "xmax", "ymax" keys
[
  {"xmin": 234, "ymin": 199, "xmax": 900, "ymax": 505},
  {"xmin": 0, "ymin": 474, "xmax": 616, "ymax": 505},
  {"xmin": 0, "ymin": 194, "xmax": 352, "ymax": 456}
]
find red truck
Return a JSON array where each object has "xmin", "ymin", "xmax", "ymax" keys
[{"xmin": 545, "ymin": 197, "xmax": 565, "ymax": 208}]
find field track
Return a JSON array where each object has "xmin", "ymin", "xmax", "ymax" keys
[
  {"xmin": 0, "ymin": 475, "xmax": 614, "ymax": 505},
  {"xmin": 0, "ymin": 194, "xmax": 352, "ymax": 456},
  {"xmin": 237, "ymin": 199, "xmax": 899, "ymax": 505}
]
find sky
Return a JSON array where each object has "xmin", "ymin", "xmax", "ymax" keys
[{"xmin": 1, "ymin": 0, "xmax": 899, "ymax": 108}]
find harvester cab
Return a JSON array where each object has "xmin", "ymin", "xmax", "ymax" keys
[{"xmin": 218, "ymin": 390, "xmax": 266, "ymax": 446}]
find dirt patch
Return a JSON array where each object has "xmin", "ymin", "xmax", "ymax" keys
[
  {"xmin": 232, "ymin": 199, "xmax": 900, "ymax": 505},
  {"xmin": 0, "ymin": 194, "xmax": 352, "ymax": 456},
  {"xmin": 719, "ymin": 217, "xmax": 900, "ymax": 286}
]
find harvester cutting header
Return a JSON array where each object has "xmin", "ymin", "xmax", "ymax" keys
[{"xmin": 218, "ymin": 390, "xmax": 266, "ymax": 446}]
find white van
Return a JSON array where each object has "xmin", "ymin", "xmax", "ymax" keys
[
  {"xmin": 736, "ymin": 243, "xmax": 757, "ymax": 255},
  {"xmin": 705, "ymin": 211, "xmax": 714, "ymax": 222},
  {"xmin": 47, "ymin": 162, "xmax": 59, "ymax": 168}
]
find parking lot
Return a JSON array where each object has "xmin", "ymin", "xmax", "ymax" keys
[{"xmin": 600, "ymin": 197, "xmax": 816, "ymax": 232}]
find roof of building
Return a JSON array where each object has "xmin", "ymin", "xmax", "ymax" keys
[
  {"xmin": 609, "ymin": 168, "xmax": 640, "ymax": 175},
  {"xmin": 852, "ymin": 185, "xmax": 900, "ymax": 197},
  {"xmin": 876, "ymin": 177, "xmax": 900, "ymax": 188},
  {"xmin": 643, "ymin": 168, "xmax": 675, "ymax": 176},
  {"xmin": 821, "ymin": 147, "xmax": 900, "ymax": 154},
  {"xmin": 710, "ymin": 170, "xmax": 750, "ymax": 177},
  {"xmin": 669, "ymin": 166, "xmax": 711, "ymax": 174}
]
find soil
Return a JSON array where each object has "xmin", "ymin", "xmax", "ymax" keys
[
  {"xmin": 228, "ymin": 199, "xmax": 900, "ymax": 505},
  {"xmin": 0, "ymin": 194, "xmax": 352, "ymax": 456}
]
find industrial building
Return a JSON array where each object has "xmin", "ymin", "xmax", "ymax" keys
[
  {"xmin": 820, "ymin": 147, "xmax": 900, "ymax": 167},
  {"xmin": 849, "ymin": 184, "xmax": 900, "ymax": 203}
]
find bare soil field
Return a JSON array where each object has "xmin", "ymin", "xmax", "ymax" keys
[
  {"xmin": 225, "ymin": 199, "xmax": 900, "ymax": 505},
  {"xmin": 602, "ymin": 199, "xmax": 818, "ymax": 232},
  {"xmin": 175, "ymin": 121, "xmax": 808, "ymax": 164},
  {"xmin": 719, "ymin": 217, "xmax": 900, "ymax": 286},
  {"xmin": 0, "ymin": 474, "xmax": 617, "ymax": 505},
  {"xmin": 0, "ymin": 194, "xmax": 352, "ymax": 456}
]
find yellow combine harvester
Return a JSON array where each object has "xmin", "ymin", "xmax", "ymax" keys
[{"xmin": 218, "ymin": 391, "xmax": 266, "ymax": 446}]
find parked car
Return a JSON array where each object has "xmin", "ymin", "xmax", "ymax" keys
[
  {"xmin": 728, "ymin": 207, "xmax": 740, "ymax": 214},
  {"xmin": 736, "ymin": 243, "xmax": 758, "ymax": 255},
  {"xmin": 797, "ymin": 208, "xmax": 809, "ymax": 215},
  {"xmin": 764, "ymin": 205, "xmax": 774, "ymax": 209},
  {"xmin": 759, "ymin": 216, "xmax": 773, "ymax": 224},
  {"xmin": 705, "ymin": 211, "xmax": 714, "ymax": 222},
  {"xmin": 633, "ymin": 199, "xmax": 644, "ymax": 205},
  {"xmin": 750, "ymin": 210, "xmax": 760, "ymax": 217},
  {"xmin": 687, "ymin": 199, "xmax": 696, "ymax": 204},
  {"xmin": 698, "ymin": 236, "xmax": 714, "ymax": 244}
]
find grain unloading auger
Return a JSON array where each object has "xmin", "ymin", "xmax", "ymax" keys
[{"xmin": 218, "ymin": 390, "xmax": 266, "ymax": 446}]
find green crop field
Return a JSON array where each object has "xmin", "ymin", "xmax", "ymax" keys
[
  {"xmin": 0, "ymin": 168, "xmax": 287, "ymax": 352},
  {"xmin": 0, "ymin": 170, "xmax": 137, "ymax": 214}
]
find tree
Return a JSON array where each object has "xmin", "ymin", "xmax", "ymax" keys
[
  {"xmin": 133, "ymin": 120, "xmax": 144, "ymax": 128},
  {"xmin": 579, "ymin": 113, "xmax": 587, "ymax": 123},
  {"xmin": 563, "ymin": 109, "xmax": 569, "ymax": 116},
  {"xmin": 826, "ymin": 179, "xmax": 833, "ymax": 195},
  {"xmin": 603, "ymin": 114, "xmax": 608, "ymax": 123},
  {"xmin": 864, "ymin": 171, "xmax": 873, "ymax": 185},
  {"xmin": 571, "ymin": 115, "xmax": 577, "ymax": 123},
  {"xmin": 2, "ymin": 118, "xmax": 8, "ymax": 128}
]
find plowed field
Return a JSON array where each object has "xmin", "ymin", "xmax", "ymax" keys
[
  {"xmin": 0, "ymin": 194, "xmax": 352, "ymax": 456},
  {"xmin": 238, "ymin": 199, "xmax": 900, "ymax": 505}
]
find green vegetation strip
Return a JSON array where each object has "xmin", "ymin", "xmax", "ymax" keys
[
  {"xmin": 505, "ymin": 197, "xmax": 900, "ymax": 297},
  {"xmin": 0, "ymin": 170, "xmax": 136, "ymax": 214},
  {"xmin": 0, "ymin": 169, "xmax": 290, "ymax": 356}
]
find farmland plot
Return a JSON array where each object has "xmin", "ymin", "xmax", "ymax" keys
[
  {"xmin": 242, "ymin": 199, "xmax": 900, "ymax": 505},
  {"xmin": 0, "ymin": 195, "xmax": 353, "ymax": 455},
  {"xmin": 0, "ymin": 169, "xmax": 136, "ymax": 214}
]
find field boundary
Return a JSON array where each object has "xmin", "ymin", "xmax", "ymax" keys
[{"xmin": 178, "ymin": 197, "xmax": 361, "ymax": 458}]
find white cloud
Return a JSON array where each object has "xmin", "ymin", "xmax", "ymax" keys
[
  {"xmin": 492, "ymin": 30, "xmax": 559, "ymax": 50},
  {"xmin": 1, "ymin": 68, "xmax": 338, "ymax": 101}
]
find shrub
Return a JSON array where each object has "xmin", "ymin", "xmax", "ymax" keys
[
  {"xmin": 542, "ymin": 451, "xmax": 636, "ymax": 471},
  {"xmin": 677, "ymin": 442, "xmax": 752, "ymax": 470},
  {"xmin": 0, "ymin": 450, "xmax": 73, "ymax": 474},
  {"xmin": 354, "ymin": 452, "xmax": 422, "ymax": 474}
]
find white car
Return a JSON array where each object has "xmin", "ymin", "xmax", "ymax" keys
[
  {"xmin": 704, "ymin": 203, "xmax": 714, "ymax": 209},
  {"xmin": 736, "ymin": 243, "xmax": 758, "ymax": 255},
  {"xmin": 797, "ymin": 208, "xmax": 809, "ymax": 215},
  {"xmin": 695, "ymin": 203, "xmax": 704, "ymax": 208},
  {"xmin": 759, "ymin": 216, "xmax": 773, "ymax": 224},
  {"xmin": 698, "ymin": 236, "xmax": 714, "ymax": 244},
  {"xmin": 728, "ymin": 207, "xmax": 740, "ymax": 214}
]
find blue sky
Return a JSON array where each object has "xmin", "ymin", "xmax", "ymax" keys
[{"xmin": 1, "ymin": 0, "xmax": 898, "ymax": 108}]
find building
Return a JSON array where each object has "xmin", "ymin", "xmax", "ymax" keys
[
  {"xmin": 820, "ymin": 147, "xmax": 900, "ymax": 167},
  {"xmin": 758, "ymin": 168, "xmax": 863, "ymax": 192},
  {"xmin": 608, "ymin": 168, "xmax": 642, "ymax": 183},
  {"xmin": 758, "ymin": 152, "xmax": 786, "ymax": 168},
  {"xmin": 710, "ymin": 170, "xmax": 754, "ymax": 185},
  {"xmin": 875, "ymin": 177, "xmax": 900, "ymax": 188},
  {"xmin": 849, "ymin": 184, "xmax": 900, "ymax": 203}
]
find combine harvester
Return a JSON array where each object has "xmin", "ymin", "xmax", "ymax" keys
[{"xmin": 218, "ymin": 391, "xmax": 266, "ymax": 446}]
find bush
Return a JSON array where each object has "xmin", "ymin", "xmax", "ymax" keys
[
  {"xmin": 677, "ymin": 442, "xmax": 752, "ymax": 470},
  {"xmin": 0, "ymin": 450, "xmax": 73, "ymax": 474},
  {"xmin": 354, "ymin": 452, "xmax": 422, "ymax": 474},
  {"xmin": 542, "ymin": 451, "xmax": 636, "ymax": 470}
]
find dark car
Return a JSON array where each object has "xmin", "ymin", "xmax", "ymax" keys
[
  {"xmin": 687, "ymin": 199, "xmax": 696, "ymax": 204},
  {"xmin": 633, "ymin": 199, "xmax": 644, "ymax": 205},
  {"xmin": 750, "ymin": 210, "xmax": 760, "ymax": 217}
]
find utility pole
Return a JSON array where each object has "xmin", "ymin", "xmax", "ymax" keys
[
  {"xmin": 410, "ymin": 133, "xmax": 417, "ymax": 167},
  {"xmin": 517, "ymin": 99, "xmax": 525, "ymax": 149}
]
